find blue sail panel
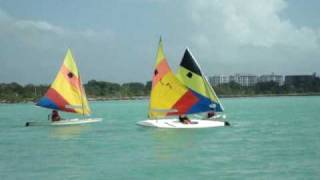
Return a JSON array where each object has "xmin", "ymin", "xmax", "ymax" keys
[
  {"xmin": 36, "ymin": 96, "xmax": 59, "ymax": 110},
  {"xmin": 186, "ymin": 91, "xmax": 212, "ymax": 114}
]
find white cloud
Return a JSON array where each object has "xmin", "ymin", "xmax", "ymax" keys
[
  {"xmin": 0, "ymin": 1, "xmax": 319, "ymax": 83},
  {"xmin": 14, "ymin": 20, "xmax": 65, "ymax": 35},
  {"xmin": 0, "ymin": 8, "xmax": 115, "ymax": 47},
  {"xmin": 187, "ymin": 0, "xmax": 320, "ymax": 75},
  {"xmin": 190, "ymin": 0, "xmax": 319, "ymax": 48},
  {"xmin": 0, "ymin": 8, "xmax": 116, "ymax": 83}
]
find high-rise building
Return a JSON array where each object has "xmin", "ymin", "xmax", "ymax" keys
[
  {"xmin": 259, "ymin": 73, "xmax": 284, "ymax": 85},
  {"xmin": 208, "ymin": 73, "xmax": 319, "ymax": 87},
  {"xmin": 229, "ymin": 74, "xmax": 258, "ymax": 86},
  {"xmin": 209, "ymin": 75, "xmax": 229, "ymax": 86},
  {"xmin": 285, "ymin": 74, "xmax": 317, "ymax": 86}
]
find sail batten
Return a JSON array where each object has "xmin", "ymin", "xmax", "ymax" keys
[{"xmin": 36, "ymin": 49, "xmax": 91, "ymax": 115}]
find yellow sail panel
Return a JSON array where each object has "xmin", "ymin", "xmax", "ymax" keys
[
  {"xmin": 150, "ymin": 72, "xmax": 189, "ymax": 118},
  {"xmin": 37, "ymin": 49, "xmax": 91, "ymax": 115},
  {"xmin": 203, "ymin": 76, "xmax": 224, "ymax": 111},
  {"xmin": 154, "ymin": 37, "xmax": 166, "ymax": 67},
  {"xmin": 63, "ymin": 49, "xmax": 79, "ymax": 77},
  {"xmin": 79, "ymin": 81, "xmax": 91, "ymax": 115},
  {"xmin": 177, "ymin": 66, "xmax": 208, "ymax": 98},
  {"xmin": 50, "ymin": 73, "xmax": 90, "ymax": 115},
  {"xmin": 149, "ymin": 39, "xmax": 190, "ymax": 118}
]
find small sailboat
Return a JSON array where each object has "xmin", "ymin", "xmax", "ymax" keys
[
  {"xmin": 176, "ymin": 48, "xmax": 226, "ymax": 120},
  {"xmin": 26, "ymin": 49, "xmax": 102, "ymax": 126},
  {"xmin": 137, "ymin": 39, "xmax": 228, "ymax": 128}
]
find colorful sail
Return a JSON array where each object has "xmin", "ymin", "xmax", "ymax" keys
[
  {"xmin": 149, "ymin": 39, "xmax": 218, "ymax": 119},
  {"xmin": 176, "ymin": 48, "xmax": 224, "ymax": 112},
  {"xmin": 36, "ymin": 49, "xmax": 91, "ymax": 115}
]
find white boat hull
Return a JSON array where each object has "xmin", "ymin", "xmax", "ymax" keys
[
  {"xmin": 25, "ymin": 118, "xmax": 102, "ymax": 127},
  {"xmin": 194, "ymin": 114, "xmax": 227, "ymax": 120},
  {"xmin": 136, "ymin": 119, "xmax": 229, "ymax": 129},
  {"xmin": 207, "ymin": 114, "xmax": 227, "ymax": 120}
]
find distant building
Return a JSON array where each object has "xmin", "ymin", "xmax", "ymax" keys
[
  {"xmin": 259, "ymin": 73, "xmax": 284, "ymax": 85},
  {"xmin": 285, "ymin": 73, "xmax": 317, "ymax": 86},
  {"xmin": 209, "ymin": 73, "xmax": 319, "ymax": 87},
  {"xmin": 209, "ymin": 75, "xmax": 229, "ymax": 86},
  {"xmin": 229, "ymin": 74, "xmax": 258, "ymax": 86}
]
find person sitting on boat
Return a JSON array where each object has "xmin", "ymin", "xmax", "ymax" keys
[
  {"xmin": 207, "ymin": 111, "xmax": 216, "ymax": 119},
  {"xmin": 51, "ymin": 110, "xmax": 61, "ymax": 121},
  {"xmin": 179, "ymin": 115, "xmax": 192, "ymax": 124}
]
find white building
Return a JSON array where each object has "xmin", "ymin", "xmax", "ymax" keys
[
  {"xmin": 229, "ymin": 74, "xmax": 258, "ymax": 86},
  {"xmin": 209, "ymin": 73, "xmax": 285, "ymax": 87},
  {"xmin": 259, "ymin": 73, "xmax": 284, "ymax": 85},
  {"xmin": 209, "ymin": 75, "xmax": 229, "ymax": 86}
]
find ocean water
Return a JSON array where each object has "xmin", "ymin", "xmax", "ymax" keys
[{"xmin": 0, "ymin": 96, "xmax": 319, "ymax": 180}]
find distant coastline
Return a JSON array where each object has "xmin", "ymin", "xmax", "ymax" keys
[
  {"xmin": 1, "ymin": 93, "xmax": 320, "ymax": 104},
  {"xmin": 1, "ymin": 79, "xmax": 320, "ymax": 103},
  {"xmin": 219, "ymin": 92, "xmax": 320, "ymax": 98},
  {"xmin": 89, "ymin": 93, "xmax": 320, "ymax": 101}
]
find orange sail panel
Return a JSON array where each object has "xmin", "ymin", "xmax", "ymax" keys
[
  {"xmin": 36, "ymin": 49, "xmax": 91, "ymax": 115},
  {"xmin": 149, "ymin": 39, "xmax": 201, "ymax": 118}
]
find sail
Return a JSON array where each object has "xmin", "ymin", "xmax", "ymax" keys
[
  {"xmin": 176, "ymin": 48, "xmax": 224, "ymax": 112},
  {"xmin": 36, "ymin": 49, "xmax": 91, "ymax": 115},
  {"xmin": 149, "ymin": 39, "xmax": 218, "ymax": 118}
]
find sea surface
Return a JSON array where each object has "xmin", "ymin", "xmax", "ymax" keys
[{"xmin": 0, "ymin": 96, "xmax": 319, "ymax": 180}]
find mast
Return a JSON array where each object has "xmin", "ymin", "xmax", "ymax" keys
[{"xmin": 79, "ymin": 74, "xmax": 85, "ymax": 117}]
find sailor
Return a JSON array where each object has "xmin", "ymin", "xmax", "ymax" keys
[
  {"xmin": 207, "ymin": 111, "xmax": 216, "ymax": 119},
  {"xmin": 179, "ymin": 115, "xmax": 192, "ymax": 124},
  {"xmin": 207, "ymin": 107, "xmax": 216, "ymax": 119},
  {"xmin": 51, "ymin": 110, "xmax": 61, "ymax": 121}
]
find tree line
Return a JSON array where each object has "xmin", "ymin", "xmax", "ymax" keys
[
  {"xmin": 84, "ymin": 80, "xmax": 151, "ymax": 98},
  {"xmin": 1, "ymin": 78, "xmax": 320, "ymax": 103},
  {"xmin": 0, "ymin": 80, "xmax": 152, "ymax": 103}
]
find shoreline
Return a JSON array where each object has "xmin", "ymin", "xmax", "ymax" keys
[
  {"xmin": 1, "ymin": 93, "xmax": 320, "ymax": 104},
  {"xmin": 219, "ymin": 92, "xmax": 320, "ymax": 98}
]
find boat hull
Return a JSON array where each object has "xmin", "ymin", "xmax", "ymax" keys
[
  {"xmin": 136, "ymin": 119, "xmax": 229, "ymax": 129},
  {"xmin": 206, "ymin": 114, "xmax": 227, "ymax": 120},
  {"xmin": 25, "ymin": 118, "xmax": 102, "ymax": 127}
]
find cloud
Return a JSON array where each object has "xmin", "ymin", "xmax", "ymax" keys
[
  {"xmin": 14, "ymin": 20, "xmax": 65, "ymax": 35},
  {"xmin": 0, "ymin": 8, "xmax": 116, "ymax": 84},
  {"xmin": 190, "ymin": 0, "xmax": 320, "ymax": 48},
  {"xmin": 0, "ymin": 8, "xmax": 114, "ymax": 49},
  {"xmin": 0, "ymin": 8, "xmax": 64, "ymax": 34},
  {"xmin": 0, "ymin": 1, "xmax": 319, "ymax": 84},
  {"xmin": 187, "ymin": 0, "xmax": 320, "ymax": 75}
]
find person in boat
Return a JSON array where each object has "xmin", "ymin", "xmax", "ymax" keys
[
  {"xmin": 51, "ymin": 110, "xmax": 61, "ymax": 122},
  {"xmin": 179, "ymin": 115, "xmax": 192, "ymax": 124},
  {"xmin": 206, "ymin": 107, "xmax": 216, "ymax": 119},
  {"xmin": 207, "ymin": 111, "xmax": 216, "ymax": 119}
]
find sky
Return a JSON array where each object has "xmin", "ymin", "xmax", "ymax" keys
[{"xmin": 0, "ymin": 0, "xmax": 319, "ymax": 84}]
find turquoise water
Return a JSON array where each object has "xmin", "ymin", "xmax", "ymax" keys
[{"xmin": 0, "ymin": 96, "xmax": 319, "ymax": 180}]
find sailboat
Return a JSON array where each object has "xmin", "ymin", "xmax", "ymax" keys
[
  {"xmin": 176, "ymin": 48, "xmax": 226, "ymax": 120},
  {"xmin": 25, "ymin": 49, "xmax": 102, "ymax": 126},
  {"xmin": 137, "ymin": 39, "xmax": 228, "ymax": 128}
]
